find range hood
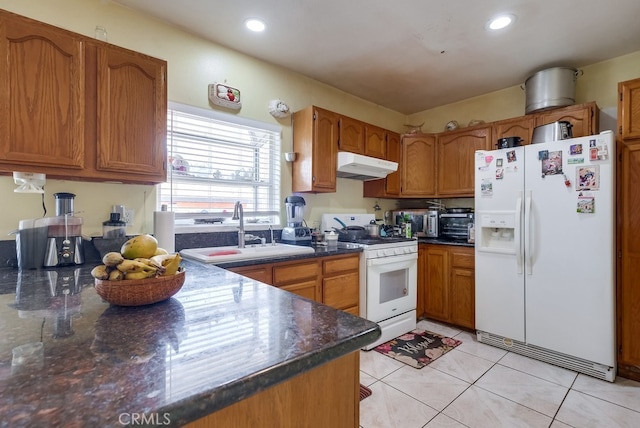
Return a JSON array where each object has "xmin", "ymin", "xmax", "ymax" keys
[{"xmin": 336, "ymin": 152, "xmax": 398, "ymax": 181}]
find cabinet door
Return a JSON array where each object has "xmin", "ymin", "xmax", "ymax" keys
[
  {"xmin": 450, "ymin": 267, "xmax": 475, "ymax": 329},
  {"xmin": 617, "ymin": 138, "xmax": 640, "ymax": 380},
  {"xmin": 324, "ymin": 272, "xmax": 359, "ymax": 310},
  {"xmin": 362, "ymin": 130, "xmax": 401, "ymax": 198},
  {"xmin": 338, "ymin": 116, "xmax": 364, "ymax": 154},
  {"xmin": 534, "ymin": 102, "xmax": 598, "ymax": 138},
  {"xmin": 618, "ymin": 79, "xmax": 640, "ymax": 140},
  {"xmin": 401, "ymin": 135, "xmax": 437, "ymax": 196},
  {"xmin": 364, "ymin": 124, "xmax": 386, "ymax": 159},
  {"xmin": 417, "ymin": 244, "xmax": 428, "ymax": 319},
  {"xmin": 95, "ymin": 45, "xmax": 167, "ymax": 181},
  {"xmin": 0, "ymin": 13, "xmax": 85, "ymax": 169},
  {"xmin": 280, "ymin": 280, "xmax": 321, "ymax": 302},
  {"xmin": 493, "ymin": 116, "xmax": 535, "ymax": 146},
  {"xmin": 423, "ymin": 246, "xmax": 449, "ymax": 322},
  {"xmin": 312, "ymin": 108, "xmax": 338, "ymax": 191},
  {"xmin": 437, "ymin": 126, "xmax": 491, "ymax": 196},
  {"xmin": 384, "ymin": 131, "xmax": 402, "ymax": 195}
]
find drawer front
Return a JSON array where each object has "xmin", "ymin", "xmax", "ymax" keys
[
  {"xmin": 273, "ymin": 261, "xmax": 320, "ymax": 285},
  {"xmin": 323, "ymin": 255, "xmax": 360, "ymax": 275},
  {"xmin": 450, "ymin": 249, "xmax": 474, "ymax": 268},
  {"xmin": 228, "ymin": 265, "xmax": 273, "ymax": 284},
  {"xmin": 323, "ymin": 272, "xmax": 359, "ymax": 310}
]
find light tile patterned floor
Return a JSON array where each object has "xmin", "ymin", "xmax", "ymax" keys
[{"xmin": 359, "ymin": 319, "xmax": 640, "ymax": 428}]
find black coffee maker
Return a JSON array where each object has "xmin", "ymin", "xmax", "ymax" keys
[{"xmin": 43, "ymin": 193, "xmax": 85, "ymax": 267}]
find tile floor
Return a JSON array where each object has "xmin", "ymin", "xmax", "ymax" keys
[{"xmin": 359, "ymin": 319, "xmax": 640, "ymax": 428}]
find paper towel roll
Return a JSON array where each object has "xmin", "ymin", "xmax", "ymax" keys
[{"xmin": 153, "ymin": 210, "xmax": 175, "ymax": 253}]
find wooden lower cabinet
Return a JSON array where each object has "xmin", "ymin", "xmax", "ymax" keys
[
  {"xmin": 418, "ymin": 244, "xmax": 475, "ymax": 329},
  {"xmin": 186, "ymin": 351, "xmax": 359, "ymax": 428},
  {"xmin": 228, "ymin": 253, "xmax": 360, "ymax": 313}
]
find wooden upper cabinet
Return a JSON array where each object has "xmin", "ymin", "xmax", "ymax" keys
[
  {"xmin": 95, "ymin": 45, "xmax": 167, "ymax": 180},
  {"xmin": 402, "ymin": 135, "xmax": 437, "ymax": 196},
  {"xmin": 493, "ymin": 116, "xmax": 535, "ymax": 146},
  {"xmin": 437, "ymin": 126, "xmax": 491, "ymax": 196},
  {"xmin": 292, "ymin": 106, "xmax": 338, "ymax": 192},
  {"xmin": 0, "ymin": 10, "xmax": 168, "ymax": 184},
  {"xmin": 0, "ymin": 12, "xmax": 85, "ymax": 170},
  {"xmin": 618, "ymin": 79, "xmax": 640, "ymax": 140},
  {"xmin": 362, "ymin": 130, "xmax": 401, "ymax": 198},
  {"xmin": 534, "ymin": 102, "xmax": 598, "ymax": 138},
  {"xmin": 338, "ymin": 116, "xmax": 364, "ymax": 154},
  {"xmin": 364, "ymin": 124, "xmax": 386, "ymax": 159}
]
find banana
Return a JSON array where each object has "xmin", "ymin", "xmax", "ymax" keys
[
  {"xmin": 161, "ymin": 254, "xmax": 182, "ymax": 276},
  {"xmin": 102, "ymin": 251, "xmax": 125, "ymax": 267},
  {"xmin": 116, "ymin": 259, "xmax": 158, "ymax": 274},
  {"xmin": 125, "ymin": 270, "xmax": 156, "ymax": 280},
  {"xmin": 91, "ymin": 264, "xmax": 110, "ymax": 280},
  {"xmin": 108, "ymin": 269, "xmax": 125, "ymax": 281},
  {"xmin": 134, "ymin": 257, "xmax": 165, "ymax": 273},
  {"xmin": 150, "ymin": 254, "xmax": 175, "ymax": 266}
]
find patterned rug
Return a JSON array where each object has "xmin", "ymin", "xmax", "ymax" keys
[
  {"xmin": 359, "ymin": 384, "xmax": 372, "ymax": 401},
  {"xmin": 374, "ymin": 329, "xmax": 462, "ymax": 369}
]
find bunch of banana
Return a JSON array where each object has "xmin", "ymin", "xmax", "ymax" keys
[{"xmin": 90, "ymin": 250, "xmax": 182, "ymax": 281}]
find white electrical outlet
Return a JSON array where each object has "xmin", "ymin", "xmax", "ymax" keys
[{"xmin": 123, "ymin": 209, "xmax": 135, "ymax": 226}]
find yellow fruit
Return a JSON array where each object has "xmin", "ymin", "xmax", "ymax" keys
[
  {"xmin": 120, "ymin": 234, "xmax": 158, "ymax": 259},
  {"xmin": 91, "ymin": 265, "xmax": 110, "ymax": 280},
  {"xmin": 154, "ymin": 247, "xmax": 169, "ymax": 256},
  {"xmin": 161, "ymin": 254, "xmax": 182, "ymax": 276},
  {"xmin": 108, "ymin": 269, "xmax": 124, "ymax": 281},
  {"xmin": 103, "ymin": 251, "xmax": 124, "ymax": 267},
  {"xmin": 125, "ymin": 271, "xmax": 155, "ymax": 280}
]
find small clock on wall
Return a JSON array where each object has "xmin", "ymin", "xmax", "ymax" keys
[{"xmin": 208, "ymin": 83, "xmax": 242, "ymax": 110}]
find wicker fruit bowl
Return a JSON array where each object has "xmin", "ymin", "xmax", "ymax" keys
[{"xmin": 95, "ymin": 268, "xmax": 186, "ymax": 306}]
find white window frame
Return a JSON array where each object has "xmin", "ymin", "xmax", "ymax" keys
[{"xmin": 160, "ymin": 102, "xmax": 282, "ymax": 233}]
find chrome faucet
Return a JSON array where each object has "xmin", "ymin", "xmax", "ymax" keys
[{"xmin": 232, "ymin": 201, "xmax": 245, "ymax": 248}]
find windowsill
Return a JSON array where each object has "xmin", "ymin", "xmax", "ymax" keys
[{"xmin": 175, "ymin": 224, "xmax": 282, "ymax": 235}]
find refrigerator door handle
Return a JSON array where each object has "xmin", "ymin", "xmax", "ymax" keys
[
  {"xmin": 525, "ymin": 190, "xmax": 533, "ymax": 275},
  {"xmin": 515, "ymin": 191, "xmax": 523, "ymax": 274}
]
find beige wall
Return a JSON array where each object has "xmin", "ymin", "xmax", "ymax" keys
[
  {"xmin": 407, "ymin": 51, "xmax": 640, "ymax": 133},
  {"xmin": 1, "ymin": 0, "xmax": 639, "ymax": 240}
]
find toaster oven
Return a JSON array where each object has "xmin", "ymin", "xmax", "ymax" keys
[
  {"xmin": 439, "ymin": 211, "xmax": 474, "ymax": 241},
  {"xmin": 392, "ymin": 209, "xmax": 439, "ymax": 237}
]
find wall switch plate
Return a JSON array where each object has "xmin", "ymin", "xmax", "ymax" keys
[{"xmin": 123, "ymin": 209, "xmax": 134, "ymax": 226}]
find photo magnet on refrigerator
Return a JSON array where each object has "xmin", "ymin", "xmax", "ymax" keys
[
  {"xmin": 569, "ymin": 144, "xmax": 583, "ymax": 155},
  {"xmin": 576, "ymin": 165, "xmax": 599, "ymax": 191},
  {"xmin": 577, "ymin": 196, "xmax": 595, "ymax": 213}
]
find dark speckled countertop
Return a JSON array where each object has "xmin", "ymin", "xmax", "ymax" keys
[{"xmin": 0, "ymin": 257, "xmax": 380, "ymax": 427}]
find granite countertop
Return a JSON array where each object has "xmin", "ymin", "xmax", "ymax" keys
[
  {"xmin": 0, "ymin": 259, "xmax": 380, "ymax": 427},
  {"xmin": 417, "ymin": 237, "xmax": 475, "ymax": 247}
]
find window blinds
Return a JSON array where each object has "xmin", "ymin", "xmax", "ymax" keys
[{"xmin": 160, "ymin": 103, "xmax": 281, "ymax": 225}]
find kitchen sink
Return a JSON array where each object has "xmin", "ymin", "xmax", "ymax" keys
[{"xmin": 180, "ymin": 243, "xmax": 315, "ymax": 264}]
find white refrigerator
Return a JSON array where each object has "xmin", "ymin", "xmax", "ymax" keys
[{"xmin": 474, "ymin": 131, "xmax": 616, "ymax": 381}]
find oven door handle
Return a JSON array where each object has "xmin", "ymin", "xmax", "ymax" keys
[{"xmin": 366, "ymin": 253, "xmax": 417, "ymax": 266}]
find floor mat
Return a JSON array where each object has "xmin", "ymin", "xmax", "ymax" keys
[
  {"xmin": 374, "ymin": 329, "xmax": 462, "ymax": 369},
  {"xmin": 359, "ymin": 384, "xmax": 372, "ymax": 401}
]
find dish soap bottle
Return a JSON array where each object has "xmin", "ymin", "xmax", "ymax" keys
[{"xmin": 403, "ymin": 214, "xmax": 412, "ymax": 238}]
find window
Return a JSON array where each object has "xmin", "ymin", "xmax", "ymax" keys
[{"xmin": 159, "ymin": 103, "xmax": 281, "ymax": 227}]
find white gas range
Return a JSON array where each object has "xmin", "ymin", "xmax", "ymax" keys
[{"xmin": 321, "ymin": 214, "xmax": 418, "ymax": 350}]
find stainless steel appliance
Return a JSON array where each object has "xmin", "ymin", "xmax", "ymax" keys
[
  {"xmin": 391, "ymin": 209, "xmax": 439, "ymax": 238},
  {"xmin": 439, "ymin": 209, "xmax": 474, "ymax": 242},
  {"xmin": 531, "ymin": 121, "xmax": 573, "ymax": 144},
  {"xmin": 43, "ymin": 193, "xmax": 85, "ymax": 267},
  {"xmin": 281, "ymin": 196, "xmax": 311, "ymax": 244},
  {"xmin": 321, "ymin": 214, "xmax": 418, "ymax": 349}
]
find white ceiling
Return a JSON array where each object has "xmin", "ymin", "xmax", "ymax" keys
[{"xmin": 114, "ymin": 0, "xmax": 640, "ymax": 115}]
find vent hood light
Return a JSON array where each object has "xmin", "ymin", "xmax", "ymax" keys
[{"xmin": 336, "ymin": 152, "xmax": 398, "ymax": 181}]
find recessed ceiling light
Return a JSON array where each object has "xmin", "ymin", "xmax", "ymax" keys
[
  {"xmin": 244, "ymin": 18, "xmax": 266, "ymax": 32},
  {"xmin": 487, "ymin": 14, "xmax": 516, "ymax": 30}
]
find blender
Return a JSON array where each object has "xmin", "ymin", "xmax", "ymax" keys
[
  {"xmin": 43, "ymin": 193, "xmax": 85, "ymax": 267},
  {"xmin": 281, "ymin": 196, "xmax": 311, "ymax": 245}
]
